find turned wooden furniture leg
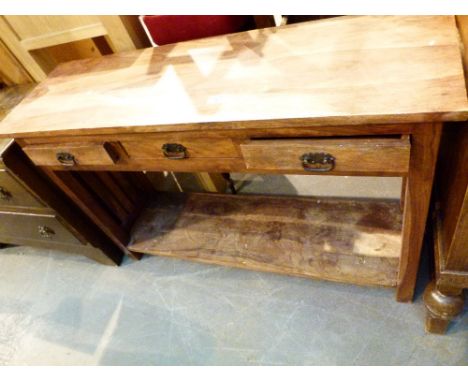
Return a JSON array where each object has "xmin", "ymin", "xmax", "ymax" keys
[
  {"xmin": 423, "ymin": 281, "xmax": 464, "ymax": 334},
  {"xmin": 397, "ymin": 123, "xmax": 442, "ymax": 302}
]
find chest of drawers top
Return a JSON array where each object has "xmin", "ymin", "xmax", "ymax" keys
[{"xmin": 1, "ymin": 15, "xmax": 468, "ymax": 140}]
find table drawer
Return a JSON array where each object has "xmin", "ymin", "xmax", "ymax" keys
[
  {"xmin": 240, "ymin": 137, "xmax": 410, "ymax": 175},
  {"xmin": 23, "ymin": 142, "xmax": 120, "ymax": 167},
  {"xmin": 122, "ymin": 138, "xmax": 240, "ymax": 160},
  {"xmin": 0, "ymin": 211, "xmax": 81, "ymax": 245},
  {"xmin": 0, "ymin": 169, "xmax": 44, "ymax": 208}
]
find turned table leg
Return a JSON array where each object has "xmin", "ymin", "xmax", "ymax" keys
[
  {"xmin": 397, "ymin": 123, "xmax": 442, "ymax": 302},
  {"xmin": 423, "ymin": 281, "xmax": 464, "ymax": 334}
]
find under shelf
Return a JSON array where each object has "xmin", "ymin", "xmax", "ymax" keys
[{"xmin": 128, "ymin": 192, "xmax": 402, "ymax": 287}]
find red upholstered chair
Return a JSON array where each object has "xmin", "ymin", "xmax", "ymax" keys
[{"xmin": 139, "ymin": 15, "xmax": 253, "ymax": 46}]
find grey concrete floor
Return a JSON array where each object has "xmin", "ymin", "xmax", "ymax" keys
[{"xmin": 0, "ymin": 175, "xmax": 466, "ymax": 365}]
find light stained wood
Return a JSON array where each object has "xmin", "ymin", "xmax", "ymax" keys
[
  {"xmin": 24, "ymin": 142, "xmax": 119, "ymax": 167},
  {"xmin": 30, "ymin": 39, "xmax": 104, "ymax": 74},
  {"xmin": 129, "ymin": 192, "xmax": 402, "ymax": 287},
  {"xmin": 456, "ymin": 16, "xmax": 468, "ymax": 80},
  {"xmin": 0, "ymin": 40, "xmax": 32, "ymax": 86},
  {"xmin": 21, "ymin": 23, "xmax": 107, "ymax": 50},
  {"xmin": 3, "ymin": 16, "xmax": 102, "ymax": 42},
  {"xmin": 122, "ymin": 138, "xmax": 240, "ymax": 159},
  {"xmin": 241, "ymin": 137, "xmax": 410, "ymax": 176},
  {"xmin": 1, "ymin": 16, "xmax": 467, "ymax": 139},
  {"xmin": 99, "ymin": 16, "xmax": 141, "ymax": 52},
  {"xmin": 194, "ymin": 173, "xmax": 228, "ymax": 193},
  {"xmin": 0, "ymin": 17, "xmax": 46, "ymax": 81},
  {"xmin": 0, "ymin": 15, "xmax": 144, "ymax": 82}
]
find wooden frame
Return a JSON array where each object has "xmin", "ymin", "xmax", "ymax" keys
[{"xmin": 12, "ymin": 121, "xmax": 441, "ymax": 301}]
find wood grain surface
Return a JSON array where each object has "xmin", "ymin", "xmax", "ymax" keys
[
  {"xmin": 241, "ymin": 137, "xmax": 410, "ymax": 175},
  {"xmin": 129, "ymin": 192, "xmax": 402, "ymax": 287},
  {"xmin": 0, "ymin": 16, "xmax": 467, "ymax": 139}
]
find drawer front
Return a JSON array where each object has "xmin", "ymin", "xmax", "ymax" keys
[
  {"xmin": 0, "ymin": 211, "xmax": 81, "ymax": 245},
  {"xmin": 122, "ymin": 138, "xmax": 239, "ymax": 160},
  {"xmin": 240, "ymin": 137, "xmax": 410, "ymax": 175},
  {"xmin": 23, "ymin": 142, "xmax": 120, "ymax": 167},
  {"xmin": 0, "ymin": 169, "xmax": 44, "ymax": 208}
]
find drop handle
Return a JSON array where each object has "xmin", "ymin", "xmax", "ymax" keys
[
  {"xmin": 56, "ymin": 152, "xmax": 76, "ymax": 166},
  {"xmin": 300, "ymin": 152, "xmax": 335, "ymax": 172},
  {"xmin": 38, "ymin": 225, "xmax": 55, "ymax": 238},
  {"xmin": 162, "ymin": 143, "xmax": 187, "ymax": 159},
  {"xmin": 0, "ymin": 186, "xmax": 12, "ymax": 200}
]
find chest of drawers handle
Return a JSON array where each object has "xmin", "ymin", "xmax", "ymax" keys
[
  {"xmin": 162, "ymin": 143, "xmax": 188, "ymax": 159},
  {"xmin": 56, "ymin": 152, "xmax": 76, "ymax": 166},
  {"xmin": 0, "ymin": 186, "xmax": 12, "ymax": 200},
  {"xmin": 300, "ymin": 152, "xmax": 335, "ymax": 172},
  {"xmin": 38, "ymin": 225, "xmax": 56, "ymax": 238}
]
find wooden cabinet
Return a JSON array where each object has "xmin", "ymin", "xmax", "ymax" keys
[
  {"xmin": 0, "ymin": 15, "xmax": 147, "ymax": 82},
  {"xmin": 0, "ymin": 169, "xmax": 44, "ymax": 208},
  {"xmin": 0, "ymin": 85, "xmax": 125, "ymax": 264},
  {"xmin": 422, "ymin": 15, "xmax": 468, "ymax": 334},
  {"xmin": 0, "ymin": 138, "xmax": 124, "ymax": 264},
  {"xmin": 423, "ymin": 123, "xmax": 468, "ymax": 333}
]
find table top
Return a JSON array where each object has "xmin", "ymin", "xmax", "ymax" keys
[{"xmin": 1, "ymin": 15, "xmax": 468, "ymax": 139}]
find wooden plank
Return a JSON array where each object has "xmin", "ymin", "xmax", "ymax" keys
[
  {"xmin": 122, "ymin": 138, "xmax": 239, "ymax": 159},
  {"xmin": 1, "ymin": 16, "xmax": 467, "ymax": 139},
  {"xmin": 396, "ymin": 123, "xmax": 442, "ymax": 302},
  {"xmin": 0, "ymin": 16, "xmax": 46, "ymax": 81},
  {"xmin": 2, "ymin": 15, "xmax": 102, "ymax": 41},
  {"xmin": 456, "ymin": 16, "xmax": 468, "ymax": 79},
  {"xmin": 0, "ymin": 40, "xmax": 32, "ymax": 86},
  {"xmin": 42, "ymin": 169, "xmax": 130, "ymax": 252},
  {"xmin": 99, "ymin": 16, "xmax": 138, "ymax": 52},
  {"xmin": 129, "ymin": 192, "xmax": 402, "ymax": 287},
  {"xmin": 97, "ymin": 172, "xmax": 135, "ymax": 214},
  {"xmin": 20, "ymin": 23, "xmax": 107, "ymax": 50},
  {"xmin": 194, "ymin": 173, "xmax": 228, "ymax": 193},
  {"xmin": 435, "ymin": 123, "xmax": 468, "ymax": 271},
  {"xmin": 241, "ymin": 137, "xmax": 410, "ymax": 175},
  {"xmin": 77, "ymin": 172, "xmax": 130, "ymax": 224},
  {"xmin": 23, "ymin": 142, "xmax": 118, "ymax": 167}
]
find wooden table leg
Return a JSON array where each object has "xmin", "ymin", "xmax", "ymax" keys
[
  {"xmin": 424, "ymin": 281, "xmax": 464, "ymax": 334},
  {"xmin": 397, "ymin": 123, "xmax": 442, "ymax": 302}
]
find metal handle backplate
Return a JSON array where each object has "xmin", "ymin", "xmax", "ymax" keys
[
  {"xmin": 0, "ymin": 186, "xmax": 12, "ymax": 201},
  {"xmin": 300, "ymin": 152, "xmax": 335, "ymax": 172},
  {"xmin": 162, "ymin": 143, "xmax": 187, "ymax": 159},
  {"xmin": 38, "ymin": 225, "xmax": 55, "ymax": 238},
  {"xmin": 56, "ymin": 152, "xmax": 76, "ymax": 166}
]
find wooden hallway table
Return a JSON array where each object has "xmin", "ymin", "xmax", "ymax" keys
[{"xmin": 1, "ymin": 15, "xmax": 467, "ymax": 302}]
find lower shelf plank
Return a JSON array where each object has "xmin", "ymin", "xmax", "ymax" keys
[{"xmin": 129, "ymin": 192, "xmax": 402, "ymax": 287}]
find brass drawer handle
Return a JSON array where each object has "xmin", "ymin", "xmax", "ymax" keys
[
  {"xmin": 300, "ymin": 152, "xmax": 335, "ymax": 172},
  {"xmin": 38, "ymin": 225, "xmax": 55, "ymax": 238},
  {"xmin": 0, "ymin": 186, "xmax": 12, "ymax": 201},
  {"xmin": 162, "ymin": 143, "xmax": 187, "ymax": 159},
  {"xmin": 56, "ymin": 152, "xmax": 76, "ymax": 166}
]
